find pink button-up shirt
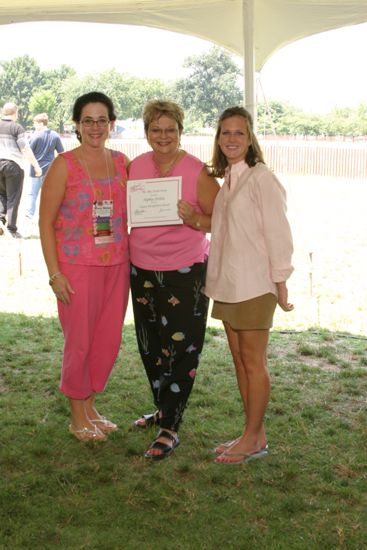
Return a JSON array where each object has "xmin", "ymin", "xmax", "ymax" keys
[{"xmin": 205, "ymin": 160, "xmax": 294, "ymax": 303}]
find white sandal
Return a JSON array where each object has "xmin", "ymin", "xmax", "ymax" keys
[
  {"xmin": 69, "ymin": 424, "xmax": 107, "ymax": 442},
  {"xmin": 91, "ymin": 416, "xmax": 118, "ymax": 433}
]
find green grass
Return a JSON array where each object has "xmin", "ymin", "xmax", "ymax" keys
[{"xmin": 1, "ymin": 314, "xmax": 366, "ymax": 550}]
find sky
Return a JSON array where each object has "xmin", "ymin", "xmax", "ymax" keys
[{"xmin": 0, "ymin": 20, "xmax": 366, "ymax": 114}]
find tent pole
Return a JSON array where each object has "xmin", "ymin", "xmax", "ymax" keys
[{"xmin": 242, "ymin": 0, "xmax": 256, "ymax": 128}]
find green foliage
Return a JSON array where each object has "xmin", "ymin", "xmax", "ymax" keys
[
  {"xmin": 323, "ymin": 104, "xmax": 367, "ymax": 136},
  {"xmin": 40, "ymin": 65, "xmax": 77, "ymax": 132},
  {"xmin": 51, "ymin": 70, "xmax": 169, "ymax": 128},
  {"xmin": 0, "ymin": 55, "xmax": 43, "ymax": 126},
  {"xmin": 257, "ymin": 101, "xmax": 296, "ymax": 134},
  {"xmin": 173, "ymin": 46, "xmax": 243, "ymax": 128},
  {"xmin": 118, "ymin": 76, "xmax": 170, "ymax": 119},
  {"xmin": 258, "ymin": 100, "xmax": 367, "ymax": 137},
  {"xmin": 28, "ymin": 90, "xmax": 57, "ymax": 127},
  {"xmin": 1, "ymin": 51, "xmax": 367, "ymax": 136},
  {"xmin": 55, "ymin": 70, "xmax": 125, "ymax": 126}
]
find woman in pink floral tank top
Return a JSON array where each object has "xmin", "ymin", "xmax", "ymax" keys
[{"xmin": 39, "ymin": 92, "xmax": 130, "ymax": 442}]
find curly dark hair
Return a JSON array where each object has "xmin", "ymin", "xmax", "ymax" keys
[{"xmin": 72, "ymin": 92, "xmax": 117, "ymax": 143}]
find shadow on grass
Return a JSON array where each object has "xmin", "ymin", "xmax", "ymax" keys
[{"xmin": 0, "ymin": 312, "xmax": 366, "ymax": 549}]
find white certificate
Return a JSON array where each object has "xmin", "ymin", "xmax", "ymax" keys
[{"xmin": 127, "ymin": 176, "xmax": 183, "ymax": 227}]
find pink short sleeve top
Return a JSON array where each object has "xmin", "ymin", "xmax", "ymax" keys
[
  {"xmin": 128, "ymin": 151, "xmax": 209, "ymax": 270},
  {"xmin": 54, "ymin": 150, "xmax": 129, "ymax": 266}
]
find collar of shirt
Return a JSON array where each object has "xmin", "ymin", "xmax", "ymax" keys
[{"xmin": 225, "ymin": 160, "xmax": 248, "ymax": 189}]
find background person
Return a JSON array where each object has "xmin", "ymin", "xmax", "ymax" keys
[
  {"xmin": 24, "ymin": 112, "xmax": 64, "ymax": 231},
  {"xmin": 129, "ymin": 99, "xmax": 219, "ymax": 460},
  {"xmin": 0, "ymin": 102, "xmax": 41, "ymax": 238},
  {"xmin": 39, "ymin": 92, "xmax": 130, "ymax": 442},
  {"xmin": 205, "ymin": 106, "xmax": 294, "ymax": 465}
]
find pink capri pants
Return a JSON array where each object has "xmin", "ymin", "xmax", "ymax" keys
[{"xmin": 57, "ymin": 261, "xmax": 130, "ymax": 399}]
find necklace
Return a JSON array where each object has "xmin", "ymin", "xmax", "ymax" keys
[
  {"xmin": 154, "ymin": 149, "xmax": 181, "ymax": 177},
  {"xmin": 81, "ymin": 149, "xmax": 112, "ymax": 200},
  {"xmin": 80, "ymin": 149, "xmax": 115, "ymax": 244}
]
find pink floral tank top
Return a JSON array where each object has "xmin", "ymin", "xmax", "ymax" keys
[{"xmin": 54, "ymin": 150, "xmax": 129, "ymax": 266}]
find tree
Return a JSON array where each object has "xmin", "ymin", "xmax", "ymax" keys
[
  {"xmin": 257, "ymin": 101, "xmax": 295, "ymax": 135},
  {"xmin": 324, "ymin": 106, "xmax": 367, "ymax": 137},
  {"xmin": 288, "ymin": 113, "xmax": 327, "ymax": 136},
  {"xmin": 57, "ymin": 70, "xmax": 130, "ymax": 125},
  {"xmin": 355, "ymin": 103, "xmax": 367, "ymax": 136},
  {"xmin": 120, "ymin": 76, "xmax": 169, "ymax": 119},
  {"xmin": 1, "ymin": 53, "xmax": 365, "ymax": 138},
  {"xmin": 0, "ymin": 56, "xmax": 43, "ymax": 126},
  {"xmin": 40, "ymin": 65, "xmax": 77, "ymax": 132},
  {"xmin": 257, "ymin": 101, "xmax": 329, "ymax": 136},
  {"xmin": 29, "ymin": 90, "xmax": 57, "ymax": 125},
  {"xmin": 173, "ymin": 46, "xmax": 243, "ymax": 129},
  {"xmin": 41, "ymin": 65, "xmax": 76, "ymax": 92},
  {"xmin": 56, "ymin": 70, "xmax": 169, "ymax": 127}
]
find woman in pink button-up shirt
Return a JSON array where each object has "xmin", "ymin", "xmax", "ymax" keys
[{"xmin": 205, "ymin": 106, "xmax": 294, "ymax": 464}]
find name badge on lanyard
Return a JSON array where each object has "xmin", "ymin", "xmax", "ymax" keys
[{"xmin": 92, "ymin": 199, "xmax": 114, "ymax": 244}]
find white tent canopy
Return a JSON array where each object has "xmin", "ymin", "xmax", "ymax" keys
[{"xmin": 1, "ymin": 0, "xmax": 367, "ymax": 116}]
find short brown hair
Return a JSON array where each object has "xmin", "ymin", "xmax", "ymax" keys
[
  {"xmin": 33, "ymin": 113, "xmax": 49, "ymax": 125},
  {"xmin": 143, "ymin": 100, "xmax": 184, "ymax": 135},
  {"xmin": 2, "ymin": 102, "xmax": 18, "ymax": 116}
]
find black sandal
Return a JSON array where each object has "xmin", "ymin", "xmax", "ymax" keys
[
  {"xmin": 144, "ymin": 430, "xmax": 180, "ymax": 461},
  {"xmin": 133, "ymin": 410, "xmax": 160, "ymax": 429}
]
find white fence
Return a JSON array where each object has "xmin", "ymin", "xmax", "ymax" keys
[{"xmin": 62, "ymin": 137, "xmax": 367, "ymax": 178}]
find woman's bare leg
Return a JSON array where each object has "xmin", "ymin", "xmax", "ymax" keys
[
  {"xmin": 216, "ymin": 329, "xmax": 270, "ymax": 463},
  {"xmin": 224, "ymin": 321, "xmax": 249, "ymax": 413},
  {"xmin": 214, "ymin": 322, "xmax": 248, "ymax": 453},
  {"xmin": 83, "ymin": 393, "xmax": 97, "ymax": 420},
  {"xmin": 83, "ymin": 393, "xmax": 118, "ymax": 433},
  {"xmin": 69, "ymin": 397, "xmax": 94, "ymax": 429},
  {"xmin": 68, "ymin": 395, "xmax": 106, "ymax": 440}
]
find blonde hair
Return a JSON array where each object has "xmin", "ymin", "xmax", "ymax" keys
[
  {"xmin": 143, "ymin": 100, "xmax": 184, "ymax": 134},
  {"xmin": 211, "ymin": 106, "xmax": 264, "ymax": 178}
]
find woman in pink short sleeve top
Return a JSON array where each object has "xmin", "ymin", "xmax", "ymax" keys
[{"xmin": 129, "ymin": 100, "xmax": 219, "ymax": 460}]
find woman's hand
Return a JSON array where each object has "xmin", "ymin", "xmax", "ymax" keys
[
  {"xmin": 51, "ymin": 273, "xmax": 75, "ymax": 305},
  {"xmin": 276, "ymin": 281, "xmax": 294, "ymax": 312},
  {"xmin": 177, "ymin": 200, "xmax": 199, "ymax": 227}
]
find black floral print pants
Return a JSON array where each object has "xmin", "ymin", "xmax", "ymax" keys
[{"xmin": 130, "ymin": 260, "xmax": 209, "ymax": 432}]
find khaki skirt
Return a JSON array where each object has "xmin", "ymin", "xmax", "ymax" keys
[{"xmin": 211, "ymin": 293, "xmax": 277, "ymax": 330}]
